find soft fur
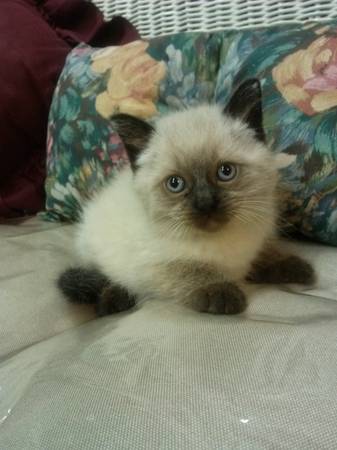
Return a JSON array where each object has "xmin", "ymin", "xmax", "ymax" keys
[{"xmin": 59, "ymin": 79, "xmax": 315, "ymax": 315}]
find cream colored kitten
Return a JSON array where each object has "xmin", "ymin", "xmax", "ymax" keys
[{"xmin": 58, "ymin": 79, "xmax": 315, "ymax": 316}]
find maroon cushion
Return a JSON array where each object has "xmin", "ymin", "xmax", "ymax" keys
[{"xmin": 0, "ymin": 0, "xmax": 139, "ymax": 218}]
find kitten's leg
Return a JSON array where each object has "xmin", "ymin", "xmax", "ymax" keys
[
  {"xmin": 58, "ymin": 267, "xmax": 108, "ymax": 304},
  {"xmin": 246, "ymin": 243, "xmax": 316, "ymax": 285},
  {"xmin": 58, "ymin": 267, "xmax": 136, "ymax": 316},
  {"xmin": 193, "ymin": 282, "xmax": 247, "ymax": 315},
  {"xmin": 97, "ymin": 284, "xmax": 136, "ymax": 317},
  {"xmin": 169, "ymin": 262, "xmax": 247, "ymax": 315}
]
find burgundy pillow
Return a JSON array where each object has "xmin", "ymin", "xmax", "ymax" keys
[{"xmin": 0, "ymin": 0, "xmax": 139, "ymax": 218}]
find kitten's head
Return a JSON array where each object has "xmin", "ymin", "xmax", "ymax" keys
[{"xmin": 112, "ymin": 79, "xmax": 278, "ymax": 237}]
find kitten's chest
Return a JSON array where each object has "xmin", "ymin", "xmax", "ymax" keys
[{"xmin": 171, "ymin": 227, "xmax": 264, "ymax": 279}]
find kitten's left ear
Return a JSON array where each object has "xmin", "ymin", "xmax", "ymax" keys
[
  {"xmin": 111, "ymin": 113, "xmax": 155, "ymax": 170},
  {"xmin": 224, "ymin": 79, "xmax": 265, "ymax": 142}
]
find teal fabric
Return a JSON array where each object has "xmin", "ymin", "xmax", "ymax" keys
[{"xmin": 43, "ymin": 23, "xmax": 337, "ymax": 245}]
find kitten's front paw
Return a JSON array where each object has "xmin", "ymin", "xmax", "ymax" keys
[
  {"xmin": 97, "ymin": 284, "xmax": 136, "ymax": 317},
  {"xmin": 195, "ymin": 282, "xmax": 247, "ymax": 315},
  {"xmin": 247, "ymin": 255, "xmax": 316, "ymax": 286}
]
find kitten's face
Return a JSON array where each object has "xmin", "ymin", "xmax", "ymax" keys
[
  {"xmin": 112, "ymin": 79, "xmax": 279, "ymax": 238},
  {"xmin": 134, "ymin": 106, "xmax": 278, "ymax": 236}
]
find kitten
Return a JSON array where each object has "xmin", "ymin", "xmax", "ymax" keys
[{"xmin": 58, "ymin": 79, "xmax": 315, "ymax": 316}]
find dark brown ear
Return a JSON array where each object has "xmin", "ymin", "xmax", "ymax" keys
[
  {"xmin": 224, "ymin": 78, "xmax": 265, "ymax": 142},
  {"xmin": 111, "ymin": 114, "xmax": 154, "ymax": 170}
]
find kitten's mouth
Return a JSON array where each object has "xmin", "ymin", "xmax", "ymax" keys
[{"xmin": 193, "ymin": 214, "xmax": 226, "ymax": 232}]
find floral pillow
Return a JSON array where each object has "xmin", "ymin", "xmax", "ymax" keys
[{"xmin": 43, "ymin": 23, "xmax": 337, "ymax": 246}]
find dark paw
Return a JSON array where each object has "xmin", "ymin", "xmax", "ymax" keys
[
  {"xmin": 247, "ymin": 255, "xmax": 316, "ymax": 285},
  {"xmin": 196, "ymin": 283, "xmax": 247, "ymax": 315},
  {"xmin": 58, "ymin": 266, "xmax": 110, "ymax": 304},
  {"xmin": 280, "ymin": 256, "xmax": 316, "ymax": 285},
  {"xmin": 96, "ymin": 285, "xmax": 136, "ymax": 317}
]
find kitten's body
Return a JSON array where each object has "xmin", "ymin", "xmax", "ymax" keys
[
  {"xmin": 77, "ymin": 165, "xmax": 273, "ymax": 304},
  {"xmin": 59, "ymin": 80, "xmax": 315, "ymax": 315}
]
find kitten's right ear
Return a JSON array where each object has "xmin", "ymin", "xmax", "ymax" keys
[
  {"xmin": 224, "ymin": 79, "xmax": 265, "ymax": 142},
  {"xmin": 111, "ymin": 113, "xmax": 155, "ymax": 170}
]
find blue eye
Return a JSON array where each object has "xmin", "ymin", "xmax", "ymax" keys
[
  {"xmin": 166, "ymin": 175, "xmax": 186, "ymax": 193},
  {"xmin": 217, "ymin": 163, "xmax": 237, "ymax": 182}
]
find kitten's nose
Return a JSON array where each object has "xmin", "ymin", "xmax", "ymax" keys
[{"xmin": 192, "ymin": 191, "xmax": 219, "ymax": 215}]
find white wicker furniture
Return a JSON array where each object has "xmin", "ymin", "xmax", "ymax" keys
[{"xmin": 92, "ymin": 0, "xmax": 337, "ymax": 38}]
